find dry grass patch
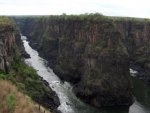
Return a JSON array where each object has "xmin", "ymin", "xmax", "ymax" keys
[{"xmin": 0, "ymin": 80, "xmax": 51, "ymax": 113}]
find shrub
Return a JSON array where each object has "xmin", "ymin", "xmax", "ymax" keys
[
  {"xmin": 0, "ymin": 73, "xmax": 5, "ymax": 80},
  {"xmin": 5, "ymin": 93, "xmax": 16, "ymax": 113}
]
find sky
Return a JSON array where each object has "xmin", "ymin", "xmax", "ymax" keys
[{"xmin": 0, "ymin": 0, "xmax": 150, "ymax": 18}]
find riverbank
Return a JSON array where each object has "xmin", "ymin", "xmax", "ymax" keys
[
  {"xmin": 11, "ymin": 57, "xmax": 60, "ymax": 112},
  {"xmin": 0, "ymin": 57, "xmax": 60, "ymax": 113}
]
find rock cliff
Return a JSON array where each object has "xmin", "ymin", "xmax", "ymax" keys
[
  {"xmin": 14, "ymin": 15, "xmax": 150, "ymax": 107},
  {"xmin": 0, "ymin": 17, "xmax": 18, "ymax": 72}
]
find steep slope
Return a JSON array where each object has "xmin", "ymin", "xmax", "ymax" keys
[
  {"xmin": 0, "ymin": 17, "xmax": 60, "ymax": 113},
  {"xmin": 14, "ymin": 14, "xmax": 149, "ymax": 107},
  {"xmin": 0, "ymin": 80, "xmax": 51, "ymax": 113}
]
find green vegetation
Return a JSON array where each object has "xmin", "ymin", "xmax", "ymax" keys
[
  {"xmin": 13, "ymin": 13, "xmax": 150, "ymax": 25},
  {"xmin": 0, "ymin": 56, "xmax": 53, "ymax": 108},
  {"xmin": 0, "ymin": 17, "xmax": 15, "ymax": 26},
  {"xmin": 0, "ymin": 72, "xmax": 7, "ymax": 80},
  {"xmin": 12, "ymin": 59, "xmax": 51, "ymax": 103},
  {"xmin": 0, "ymin": 80, "xmax": 51, "ymax": 113},
  {"xmin": 0, "ymin": 16, "xmax": 55, "ymax": 112},
  {"xmin": 6, "ymin": 93, "xmax": 16, "ymax": 113}
]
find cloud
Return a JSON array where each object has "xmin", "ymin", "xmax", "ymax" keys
[{"xmin": 0, "ymin": 0, "xmax": 149, "ymax": 18}]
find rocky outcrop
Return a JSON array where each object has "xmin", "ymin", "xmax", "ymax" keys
[
  {"xmin": 0, "ymin": 17, "xmax": 30, "ymax": 72},
  {"xmin": 0, "ymin": 19, "xmax": 17, "ymax": 72},
  {"xmin": 114, "ymin": 20, "xmax": 150, "ymax": 81},
  {"xmin": 14, "ymin": 15, "xmax": 150, "ymax": 107}
]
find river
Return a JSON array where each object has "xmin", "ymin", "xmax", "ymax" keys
[{"xmin": 22, "ymin": 35, "xmax": 150, "ymax": 113}]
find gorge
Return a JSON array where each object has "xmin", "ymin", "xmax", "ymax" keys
[
  {"xmin": 0, "ymin": 14, "xmax": 150, "ymax": 113},
  {"xmin": 14, "ymin": 14, "xmax": 150, "ymax": 108},
  {"xmin": 22, "ymin": 34, "xmax": 150, "ymax": 113}
]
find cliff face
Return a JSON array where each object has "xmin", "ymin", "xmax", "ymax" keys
[
  {"xmin": 14, "ymin": 15, "xmax": 150, "ymax": 107},
  {"xmin": 115, "ymin": 21, "xmax": 150, "ymax": 79},
  {"xmin": 0, "ymin": 18, "xmax": 18, "ymax": 72}
]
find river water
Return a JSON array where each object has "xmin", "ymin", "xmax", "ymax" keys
[{"xmin": 22, "ymin": 35, "xmax": 150, "ymax": 113}]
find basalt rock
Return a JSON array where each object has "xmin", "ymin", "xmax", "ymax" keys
[
  {"xmin": 0, "ymin": 20, "xmax": 17, "ymax": 72},
  {"xmin": 13, "ymin": 15, "xmax": 150, "ymax": 107},
  {"xmin": 38, "ymin": 76, "xmax": 60, "ymax": 111}
]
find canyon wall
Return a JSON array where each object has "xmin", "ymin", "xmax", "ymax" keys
[
  {"xmin": 14, "ymin": 15, "xmax": 150, "ymax": 107},
  {"xmin": 0, "ymin": 17, "xmax": 19, "ymax": 72}
]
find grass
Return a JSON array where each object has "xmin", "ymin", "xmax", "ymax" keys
[
  {"xmin": 6, "ymin": 93, "xmax": 16, "ymax": 112},
  {"xmin": 0, "ymin": 80, "xmax": 51, "ymax": 113},
  {"xmin": 0, "ymin": 55, "xmax": 57, "ymax": 111},
  {"xmin": 0, "ymin": 56, "xmax": 55, "ymax": 113},
  {"xmin": 9, "ymin": 58, "xmax": 50, "ymax": 101},
  {"xmin": 3, "ymin": 55, "xmax": 57, "ymax": 111}
]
